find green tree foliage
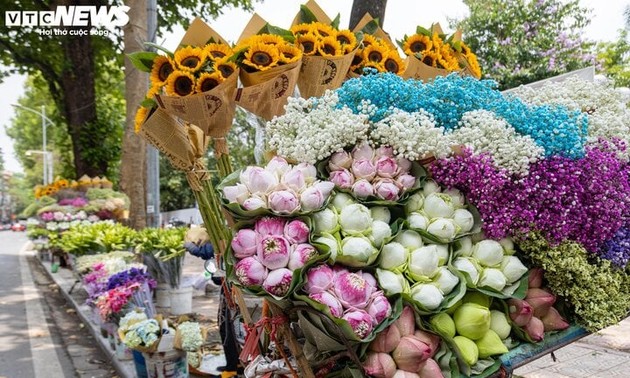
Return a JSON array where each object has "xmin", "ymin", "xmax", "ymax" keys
[
  {"xmin": 451, "ymin": 0, "xmax": 596, "ymax": 89},
  {"xmin": 596, "ymin": 6, "xmax": 630, "ymax": 89},
  {"xmin": 8, "ymin": 173, "xmax": 33, "ymax": 217}
]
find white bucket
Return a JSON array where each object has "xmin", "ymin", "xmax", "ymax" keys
[
  {"xmin": 155, "ymin": 283, "xmax": 171, "ymax": 309},
  {"xmin": 143, "ymin": 349, "xmax": 189, "ymax": 378},
  {"xmin": 169, "ymin": 286, "xmax": 193, "ymax": 315}
]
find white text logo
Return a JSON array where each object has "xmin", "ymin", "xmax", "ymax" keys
[{"xmin": 5, "ymin": 6, "xmax": 130, "ymax": 27}]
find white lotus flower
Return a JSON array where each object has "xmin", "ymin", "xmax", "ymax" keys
[
  {"xmin": 312, "ymin": 208, "xmax": 339, "ymax": 235},
  {"xmin": 431, "ymin": 267, "xmax": 460, "ymax": 295},
  {"xmin": 423, "ymin": 193, "xmax": 455, "ymax": 219},
  {"xmin": 394, "ymin": 230, "xmax": 423, "ymax": 250},
  {"xmin": 314, "ymin": 233, "xmax": 340, "ymax": 263},
  {"xmin": 370, "ymin": 220, "xmax": 392, "ymax": 248},
  {"xmin": 405, "ymin": 193, "xmax": 425, "ymax": 214},
  {"xmin": 339, "ymin": 204, "xmax": 373, "ymax": 235},
  {"xmin": 478, "ymin": 268, "xmax": 508, "ymax": 291},
  {"xmin": 453, "ymin": 257, "xmax": 481, "ymax": 286},
  {"xmin": 472, "ymin": 240, "xmax": 505, "ymax": 267},
  {"xmin": 422, "ymin": 179, "xmax": 441, "ymax": 196},
  {"xmin": 379, "ymin": 242, "xmax": 408, "ymax": 271},
  {"xmin": 500, "ymin": 256, "xmax": 528, "ymax": 284},
  {"xmin": 427, "ymin": 218, "xmax": 459, "ymax": 241},
  {"xmin": 410, "ymin": 283, "xmax": 444, "ymax": 310},
  {"xmin": 376, "ymin": 268, "xmax": 409, "ymax": 295},
  {"xmin": 330, "ymin": 192, "xmax": 356, "ymax": 212},
  {"xmin": 454, "ymin": 237, "xmax": 474, "ymax": 257},
  {"xmin": 338, "ymin": 236, "xmax": 379, "ymax": 267},
  {"xmin": 408, "ymin": 245, "xmax": 440, "ymax": 280},
  {"xmin": 408, "ymin": 212, "xmax": 429, "ymax": 230},
  {"xmin": 453, "ymin": 209, "xmax": 475, "ymax": 233},
  {"xmin": 370, "ymin": 206, "xmax": 391, "ymax": 224}
]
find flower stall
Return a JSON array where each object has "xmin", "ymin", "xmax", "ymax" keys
[{"xmin": 129, "ymin": 1, "xmax": 630, "ymax": 377}]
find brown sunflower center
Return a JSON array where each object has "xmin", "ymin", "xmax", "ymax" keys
[
  {"xmin": 367, "ymin": 50, "xmax": 383, "ymax": 62},
  {"xmin": 384, "ymin": 58, "xmax": 400, "ymax": 73},
  {"xmin": 352, "ymin": 54, "xmax": 363, "ymax": 66},
  {"xmin": 218, "ymin": 64, "xmax": 235, "ymax": 78},
  {"xmin": 322, "ymin": 43, "xmax": 337, "ymax": 56},
  {"xmin": 181, "ymin": 56, "xmax": 200, "ymax": 69},
  {"xmin": 174, "ymin": 76, "xmax": 194, "ymax": 96},
  {"xmin": 410, "ymin": 41, "xmax": 427, "ymax": 53},
  {"xmin": 251, "ymin": 51, "xmax": 273, "ymax": 66},
  {"xmin": 210, "ymin": 51, "xmax": 226, "ymax": 58},
  {"xmin": 317, "ymin": 30, "xmax": 329, "ymax": 37},
  {"xmin": 301, "ymin": 41, "xmax": 315, "ymax": 54},
  {"xmin": 158, "ymin": 62, "xmax": 173, "ymax": 81},
  {"xmin": 337, "ymin": 35, "xmax": 350, "ymax": 45},
  {"xmin": 422, "ymin": 55, "xmax": 435, "ymax": 66},
  {"xmin": 283, "ymin": 52, "xmax": 295, "ymax": 59},
  {"xmin": 200, "ymin": 77, "xmax": 220, "ymax": 92}
]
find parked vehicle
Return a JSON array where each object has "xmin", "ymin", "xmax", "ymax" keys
[{"xmin": 11, "ymin": 222, "xmax": 26, "ymax": 232}]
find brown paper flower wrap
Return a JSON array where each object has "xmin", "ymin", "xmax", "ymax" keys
[
  {"xmin": 173, "ymin": 324, "xmax": 208, "ymax": 351},
  {"xmin": 117, "ymin": 314, "xmax": 164, "ymax": 354}
]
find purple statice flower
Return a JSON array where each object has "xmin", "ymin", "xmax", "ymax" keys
[
  {"xmin": 106, "ymin": 267, "xmax": 157, "ymax": 291},
  {"xmin": 83, "ymin": 263, "xmax": 110, "ymax": 300},
  {"xmin": 599, "ymin": 227, "xmax": 630, "ymax": 268}
]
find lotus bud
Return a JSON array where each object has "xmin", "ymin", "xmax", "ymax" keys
[
  {"xmin": 499, "ymin": 237, "xmax": 515, "ymax": 255},
  {"xmin": 234, "ymin": 257, "xmax": 267, "ymax": 286},
  {"xmin": 223, "ymin": 183, "xmax": 250, "ymax": 204},
  {"xmin": 312, "ymin": 208, "xmax": 339, "ymax": 235},
  {"xmin": 352, "ymin": 159, "xmax": 377, "ymax": 181},
  {"xmin": 395, "ymin": 230, "xmax": 424, "ymax": 250},
  {"xmin": 472, "ymin": 240, "xmax": 505, "ymax": 267},
  {"xmin": 328, "ymin": 150, "xmax": 353, "ymax": 171},
  {"xmin": 528, "ymin": 267, "xmax": 545, "ymax": 288},
  {"xmin": 393, "ymin": 371, "xmax": 420, "ymax": 378},
  {"xmin": 453, "ymin": 257, "xmax": 481, "ymax": 286},
  {"xmin": 268, "ymin": 190, "xmax": 300, "ymax": 214},
  {"xmin": 405, "ymin": 193, "xmax": 425, "ymax": 214},
  {"xmin": 300, "ymin": 187, "xmax": 324, "ymax": 211},
  {"xmin": 490, "ymin": 310, "xmax": 512, "ymax": 340},
  {"xmin": 375, "ymin": 156, "xmax": 399, "ymax": 179},
  {"xmin": 376, "ymin": 269, "xmax": 409, "ymax": 295},
  {"xmin": 525, "ymin": 288, "xmax": 556, "ymax": 318},
  {"xmin": 410, "ymin": 283, "xmax": 444, "ymax": 310},
  {"xmin": 284, "ymin": 220, "xmax": 309, "ymax": 244},
  {"xmin": 369, "ymin": 324, "xmax": 401, "ymax": 353},
  {"xmin": 295, "ymin": 163, "xmax": 318, "ymax": 184},
  {"xmin": 507, "ymin": 298, "xmax": 533, "ymax": 327},
  {"xmin": 246, "ymin": 167, "xmax": 279, "ymax": 194},
  {"xmin": 454, "ymin": 237, "xmax": 473, "ymax": 257},
  {"xmin": 414, "ymin": 330, "xmax": 441, "ymax": 357},
  {"xmin": 408, "ymin": 212, "xmax": 429, "ymax": 230},
  {"xmin": 257, "ymin": 235, "xmax": 291, "ymax": 270},
  {"xmin": 281, "ymin": 167, "xmax": 306, "ymax": 192},
  {"xmin": 417, "ymin": 358, "xmax": 444, "ymax": 378},
  {"xmin": 255, "ymin": 217, "xmax": 286, "ymax": 236},
  {"xmin": 396, "ymin": 174, "xmax": 416, "ymax": 191},
  {"xmin": 432, "ymin": 267, "xmax": 460, "ymax": 295},
  {"xmin": 475, "ymin": 329, "xmax": 509, "ymax": 358},
  {"xmin": 430, "ymin": 312, "xmax": 456, "ymax": 338},
  {"xmin": 330, "ymin": 168, "xmax": 355, "ymax": 189},
  {"xmin": 238, "ymin": 166, "xmax": 255, "ymax": 188},
  {"xmin": 379, "ymin": 242, "xmax": 408, "ymax": 271},
  {"xmin": 478, "ymin": 268, "xmax": 508, "ymax": 292},
  {"xmin": 339, "ymin": 236, "xmax": 378, "ymax": 267},
  {"xmin": 453, "ymin": 303, "xmax": 491, "ymax": 340},
  {"xmin": 393, "ymin": 335, "xmax": 432, "ymax": 372},
  {"xmin": 331, "ymin": 192, "xmax": 356, "ymax": 211},
  {"xmin": 314, "ymin": 233, "xmax": 340, "ymax": 262},
  {"xmin": 422, "ymin": 179, "xmax": 441, "ymax": 196},
  {"xmin": 351, "ymin": 141, "xmax": 375, "ymax": 160},
  {"xmin": 443, "ymin": 188, "xmax": 465, "ymax": 208},
  {"xmin": 367, "ymin": 293, "xmax": 392, "ymax": 325},
  {"xmin": 375, "ymin": 145, "xmax": 395, "ymax": 158},
  {"xmin": 541, "ymin": 307, "xmax": 569, "ymax": 332},
  {"xmin": 370, "ymin": 220, "xmax": 392, "ymax": 248},
  {"xmin": 453, "ymin": 336, "xmax": 479, "ymax": 366},
  {"xmin": 352, "ymin": 179, "xmax": 374, "ymax": 199},
  {"xmin": 362, "ymin": 271, "xmax": 378, "ymax": 292},
  {"xmin": 462, "ymin": 291, "xmax": 491, "ymax": 308},
  {"xmin": 343, "ymin": 309, "xmax": 374, "ymax": 339},
  {"xmin": 453, "ymin": 209, "xmax": 474, "ymax": 233},
  {"xmin": 265, "ymin": 156, "xmax": 290, "ymax": 177},
  {"xmin": 262, "ymin": 268, "xmax": 293, "ymax": 297},
  {"xmin": 374, "ymin": 178, "xmax": 401, "ymax": 201},
  {"xmin": 394, "ymin": 306, "xmax": 417, "ymax": 337},
  {"xmin": 315, "ymin": 181, "xmax": 335, "ymax": 198},
  {"xmin": 340, "ymin": 204, "xmax": 373, "ymax": 235},
  {"xmin": 423, "ymin": 193, "xmax": 455, "ymax": 219},
  {"xmin": 231, "ymin": 229, "xmax": 258, "ymax": 258},
  {"xmin": 242, "ymin": 195, "xmax": 267, "ymax": 211},
  {"xmin": 397, "ymin": 157, "xmax": 412, "ymax": 173},
  {"xmin": 304, "ymin": 264, "xmax": 334, "ymax": 293},
  {"xmin": 500, "ymin": 256, "xmax": 528, "ymax": 284},
  {"xmin": 370, "ymin": 206, "xmax": 391, "ymax": 224},
  {"xmin": 363, "ymin": 352, "xmax": 397, "ymax": 378},
  {"xmin": 288, "ymin": 244, "xmax": 317, "ymax": 270},
  {"xmin": 309, "ymin": 291, "xmax": 343, "ymax": 317},
  {"xmin": 334, "ymin": 272, "xmax": 371, "ymax": 309},
  {"xmin": 408, "ymin": 246, "xmax": 440, "ymax": 280},
  {"xmin": 524, "ymin": 316, "xmax": 545, "ymax": 342}
]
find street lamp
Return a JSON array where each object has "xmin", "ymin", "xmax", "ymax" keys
[
  {"xmin": 25, "ymin": 150, "xmax": 54, "ymax": 185},
  {"xmin": 11, "ymin": 104, "xmax": 55, "ymax": 185}
]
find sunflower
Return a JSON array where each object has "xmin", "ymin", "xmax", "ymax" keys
[
  {"xmin": 361, "ymin": 34, "xmax": 378, "ymax": 48},
  {"xmin": 363, "ymin": 60, "xmax": 385, "ymax": 73},
  {"xmin": 196, "ymin": 72, "xmax": 224, "ymax": 92},
  {"xmin": 55, "ymin": 179, "xmax": 69, "ymax": 189},
  {"xmin": 350, "ymin": 51, "xmax": 366, "ymax": 73},
  {"xmin": 150, "ymin": 55, "xmax": 174, "ymax": 85},
  {"xmin": 165, "ymin": 70, "xmax": 196, "ymax": 96},
  {"xmin": 431, "ymin": 32, "xmax": 444, "ymax": 51},
  {"xmin": 311, "ymin": 22, "xmax": 335, "ymax": 38},
  {"xmin": 296, "ymin": 33, "xmax": 319, "ymax": 56},
  {"xmin": 134, "ymin": 106, "xmax": 150, "ymax": 133},
  {"xmin": 318, "ymin": 36, "xmax": 342, "ymax": 57},
  {"xmin": 465, "ymin": 53, "xmax": 482, "ymax": 78},
  {"xmin": 214, "ymin": 57, "xmax": 238, "ymax": 79},
  {"xmin": 146, "ymin": 83, "xmax": 162, "ymax": 98},
  {"xmin": 243, "ymin": 43, "xmax": 280, "ymax": 71},
  {"xmin": 403, "ymin": 34, "xmax": 432, "ymax": 57},
  {"xmin": 258, "ymin": 34, "xmax": 285, "ymax": 45},
  {"xmin": 334, "ymin": 29, "xmax": 357, "ymax": 53},
  {"xmin": 363, "ymin": 44, "xmax": 387, "ymax": 63},
  {"xmin": 290, "ymin": 23, "xmax": 313, "ymax": 36},
  {"xmin": 420, "ymin": 50, "xmax": 439, "ymax": 67},
  {"xmin": 34, "ymin": 186, "xmax": 43, "ymax": 199},
  {"xmin": 204, "ymin": 43, "xmax": 233, "ymax": 59},
  {"xmin": 460, "ymin": 42, "xmax": 472, "ymax": 56},
  {"xmin": 383, "ymin": 51, "xmax": 406, "ymax": 74},
  {"xmin": 174, "ymin": 46, "xmax": 205, "ymax": 72},
  {"xmin": 278, "ymin": 44, "xmax": 302, "ymax": 64}
]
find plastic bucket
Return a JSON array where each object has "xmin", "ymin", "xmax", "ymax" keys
[
  {"xmin": 169, "ymin": 286, "xmax": 193, "ymax": 315},
  {"xmin": 142, "ymin": 349, "xmax": 189, "ymax": 378},
  {"xmin": 132, "ymin": 350, "xmax": 148, "ymax": 378},
  {"xmin": 155, "ymin": 283, "xmax": 171, "ymax": 309}
]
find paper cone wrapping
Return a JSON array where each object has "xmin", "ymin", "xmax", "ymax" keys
[
  {"xmin": 352, "ymin": 13, "xmax": 397, "ymax": 51},
  {"xmin": 297, "ymin": 52, "xmax": 356, "ymax": 98}
]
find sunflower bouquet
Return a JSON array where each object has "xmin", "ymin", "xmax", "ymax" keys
[
  {"xmin": 348, "ymin": 13, "xmax": 406, "ymax": 76},
  {"xmin": 399, "ymin": 23, "xmax": 482, "ymax": 81}
]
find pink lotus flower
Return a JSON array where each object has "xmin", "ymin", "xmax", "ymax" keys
[
  {"xmin": 352, "ymin": 179, "xmax": 374, "ymax": 198},
  {"xmin": 304, "ymin": 264, "xmax": 334, "ymax": 293},
  {"xmin": 300, "ymin": 187, "xmax": 325, "ymax": 211},
  {"xmin": 242, "ymin": 195, "xmax": 266, "ymax": 211},
  {"xmin": 392, "ymin": 335, "xmax": 432, "ymax": 372},
  {"xmin": 375, "ymin": 156, "xmax": 399, "ymax": 178},
  {"xmin": 374, "ymin": 178, "xmax": 401, "ymax": 201},
  {"xmin": 332, "ymin": 265, "xmax": 350, "ymax": 280},
  {"xmin": 417, "ymin": 359, "xmax": 444, "ymax": 378},
  {"xmin": 329, "ymin": 151, "xmax": 353, "ymax": 171},
  {"xmin": 309, "ymin": 291, "xmax": 343, "ymax": 317},
  {"xmin": 343, "ymin": 309, "xmax": 374, "ymax": 339},
  {"xmin": 268, "ymin": 190, "xmax": 300, "ymax": 214},
  {"xmin": 352, "ymin": 159, "xmax": 377, "ymax": 181},
  {"xmin": 262, "ymin": 268, "xmax": 293, "ymax": 297},
  {"xmin": 397, "ymin": 157, "xmax": 412, "ymax": 174},
  {"xmin": 508, "ymin": 298, "xmax": 534, "ymax": 327},
  {"xmin": 294, "ymin": 163, "xmax": 318, "ymax": 184},
  {"xmin": 243, "ymin": 167, "xmax": 279, "ymax": 194},
  {"xmin": 255, "ymin": 217, "xmax": 286, "ymax": 236},
  {"xmin": 231, "ymin": 229, "xmax": 258, "ymax": 258},
  {"xmin": 413, "ymin": 330, "xmax": 440, "ymax": 357},
  {"xmin": 257, "ymin": 235, "xmax": 291, "ymax": 269},
  {"xmin": 367, "ymin": 293, "xmax": 392, "ymax": 325},
  {"xmin": 363, "ymin": 352, "xmax": 397, "ymax": 378},
  {"xmin": 351, "ymin": 141, "xmax": 375, "ymax": 161},
  {"xmin": 281, "ymin": 168, "xmax": 306, "ymax": 192},
  {"xmin": 314, "ymin": 181, "xmax": 335, "ymax": 198},
  {"xmin": 361, "ymin": 271, "xmax": 378, "ymax": 292},
  {"xmin": 396, "ymin": 174, "xmax": 416, "ymax": 191},
  {"xmin": 284, "ymin": 220, "xmax": 309, "ymax": 244},
  {"xmin": 265, "ymin": 156, "xmax": 290, "ymax": 177},
  {"xmin": 330, "ymin": 169, "xmax": 354, "ymax": 189},
  {"xmin": 394, "ymin": 306, "xmax": 416, "ymax": 337},
  {"xmin": 541, "ymin": 307, "xmax": 569, "ymax": 332},
  {"xmin": 369, "ymin": 324, "xmax": 401, "ymax": 353},
  {"xmin": 288, "ymin": 244, "xmax": 318, "ymax": 270},
  {"xmin": 234, "ymin": 257, "xmax": 267, "ymax": 286},
  {"xmin": 375, "ymin": 145, "xmax": 394, "ymax": 158},
  {"xmin": 525, "ymin": 288, "xmax": 556, "ymax": 318},
  {"xmin": 222, "ymin": 183, "xmax": 250, "ymax": 204},
  {"xmin": 334, "ymin": 272, "xmax": 372, "ymax": 309},
  {"xmin": 393, "ymin": 370, "xmax": 420, "ymax": 378},
  {"xmin": 524, "ymin": 316, "xmax": 545, "ymax": 342},
  {"xmin": 528, "ymin": 267, "xmax": 544, "ymax": 288}
]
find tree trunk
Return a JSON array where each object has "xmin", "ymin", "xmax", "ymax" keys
[
  {"xmin": 349, "ymin": 0, "xmax": 388, "ymax": 30},
  {"xmin": 120, "ymin": 0, "xmax": 148, "ymax": 229}
]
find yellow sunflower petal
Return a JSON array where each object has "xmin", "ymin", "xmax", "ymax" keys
[
  {"xmin": 382, "ymin": 51, "xmax": 406, "ymax": 74},
  {"xmin": 242, "ymin": 43, "xmax": 280, "ymax": 71},
  {"xmin": 420, "ymin": 50, "xmax": 439, "ymax": 67},
  {"xmin": 431, "ymin": 32, "xmax": 444, "ymax": 51},
  {"xmin": 403, "ymin": 34, "xmax": 433, "ymax": 57},
  {"xmin": 290, "ymin": 23, "xmax": 312, "ymax": 36},
  {"xmin": 318, "ymin": 36, "xmax": 343, "ymax": 57},
  {"xmin": 296, "ymin": 33, "xmax": 319, "ymax": 56},
  {"xmin": 278, "ymin": 44, "xmax": 303, "ymax": 64},
  {"xmin": 363, "ymin": 44, "xmax": 387, "ymax": 63},
  {"xmin": 174, "ymin": 46, "xmax": 206, "ymax": 72},
  {"xmin": 204, "ymin": 43, "xmax": 233, "ymax": 60},
  {"xmin": 335, "ymin": 29, "xmax": 357, "ymax": 53},
  {"xmin": 465, "ymin": 52, "xmax": 482, "ymax": 78},
  {"xmin": 196, "ymin": 72, "xmax": 224, "ymax": 93},
  {"xmin": 213, "ymin": 57, "xmax": 238, "ymax": 79},
  {"xmin": 311, "ymin": 22, "xmax": 335, "ymax": 38},
  {"xmin": 134, "ymin": 106, "xmax": 150, "ymax": 133},
  {"xmin": 150, "ymin": 55, "xmax": 174, "ymax": 85},
  {"xmin": 363, "ymin": 61, "xmax": 385, "ymax": 73},
  {"xmin": 165, "ymin": 70, "xmax": 196, "ymax": 96},
  {"xmin": 258, "ymin": 34, "xmax": 285, "ymax": 45},
  {"xmin": 361, "ymin": 34, "xmax": 378, "ymax": 48}
]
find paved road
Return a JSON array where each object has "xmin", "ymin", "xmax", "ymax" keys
[{"xmin": 0, "ymin": 230, "xmax": 73, "ymax": 378}]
